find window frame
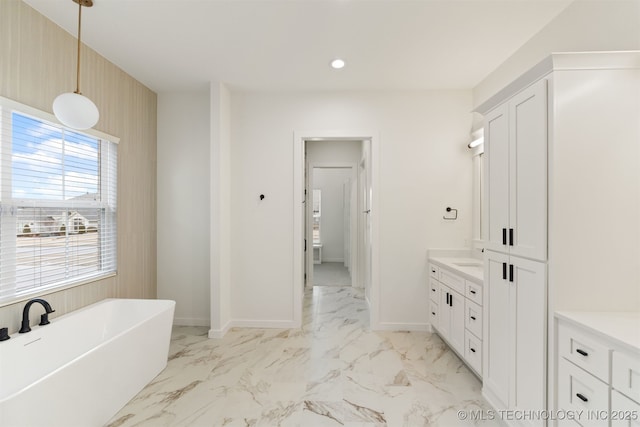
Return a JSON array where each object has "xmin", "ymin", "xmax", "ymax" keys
[{"xmin": 0, "ymin": 96, "xmax": 119, "ymax": 308}]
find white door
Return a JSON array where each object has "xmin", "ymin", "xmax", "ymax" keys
[
  {"xmin": 509, "ymin": 80, "xmax": 547, "ymax": 261},
  {"xmin": 512, "ymin": 256, "xmax": 546, "ymax": 417},
  {"xmin": 483, "ymin": 250, "xmax": 511, "ymax": 409},
  {"xmin": 343, "ymin": 180, "xmax": 350, "ymax": 271},
  {"xmin": 484, "ymin": 103, "xmax": 510, "ymax": 255},
  {"xmin": 449, "ymin": 289, "xmax": 466, "ymax": 356},
  {"xmin": 359, "ymin": 157, "xmax": 371, "ymax": 296}
]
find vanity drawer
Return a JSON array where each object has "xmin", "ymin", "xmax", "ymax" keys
[
  {"xmin": 613, "ymin": 350, "xmax": 640, "ymax": 403},
  {"xmin": 465, "ymin": 299, "xmax": 482, "ymax": 339},
  {"xmin": 429, "ymin": 300, "xmax": 439, "ymax": 327},
  {"xmin": 429, "ymin": 264, "xmax": 439, "ymax": 279},
  {"xmin": 558, "ymin": 358, "xmax": 609, "ymax": 426},
  {"xmin": 465, "ymin": 330, "xmax": 482, "ymax": 375},
  {"xmin": 429, "ymin": 278, "xmax": 439, "ymax": 303},
  {"xmin": 559, "ymin": 322, "xmax": 610, "ymax": 383},
  {"xmin": 611, "ymin": 389, "xmax": 640, "ymax": 427},
  {"xmin": 466, "ymin": 280, "xmax": 483, "ymax": 306},
  {"xmin": 439, "ymin": 268, "xmax": 465, "ymax": 295}
]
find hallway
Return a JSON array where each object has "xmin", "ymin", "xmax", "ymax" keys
[
  {"xmin": 108, "ymin": 287, "xmax": 496, "ymax": 426},
  {"xmin": 313, "ymin": 262, "xmax": 351, "ymax": 287}
]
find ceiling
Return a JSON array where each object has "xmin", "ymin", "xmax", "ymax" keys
[{"xmin": 23, "ymin": 0, "xmax": 573, "ymax": 93}]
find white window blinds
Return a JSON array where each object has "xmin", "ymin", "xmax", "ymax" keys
[{"xmin": 0, "ymin": 97, "xmax": 117, "ymax": 304}]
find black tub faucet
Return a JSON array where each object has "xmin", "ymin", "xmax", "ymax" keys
[{"xmin": 19, "ymin": 298, "xmax": 55, "ymax": 333}]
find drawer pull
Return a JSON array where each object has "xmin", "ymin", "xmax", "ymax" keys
[
  {"xmin": 503, "ymin": 263, "xmax": 507, "ymax": 280},
  {"xmin": 503, "ymin": 228, "xmax": 507, "ymax": 245},
  {"xmin": 576, "ymin": 393, "xmax": 588, "ymax": 403},
  {"xmin": 432, "ymin": 288, "xmax": 436, "ymax": 292},
  {"xmin": 576, "ymin": 348, "xmax": 588, "ymax": 357},
  {"xmin": 470, "ymin": 316, "xmax": 476, "ymax": 320},
  {"xmin": 431, "ymin": 268, "xmax": 436, "ymax": 273},
  {"xmin": 431, "ymin": 312, "xmax": 436, "ymax": 316},
  {"xmin": 470, "ymin": 290, "xmax": 476, "ymax": 294},
  {"xmin": 470, "ymin": 348, "xmax": 476, "ymax": 353},
  {"xmin": 509, "ymin": 228, "xmax": 514, "ymax": 246}
]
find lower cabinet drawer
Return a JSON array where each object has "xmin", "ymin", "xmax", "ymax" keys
[
  {"xmin": 611, "ymin": 389, "xmax": 640, "ymax": 427},
  {"xmin": 558, "ymin": 357, "xmax": 609, "ymax": 427},
  {"xmin": 464, "ymin": 330, "xmax": 482, "ymax": 376},
  {"xmin": 429, "ymin": 300, "xmax": 439, "ymax": 328},
  {"xmin": 465, "ymin": 299, "xmax": 482, "ymax": 339},
  {"xmin": 613, "ymin": 350, "xmax": 640, "ymax": 404},
  {"xmin": 558, "ymin": 321, "xmax": 610, "ymax": 383},
  {"xmin": 429, "ymin": 278, "xmax": 439, "ymax": 303}
]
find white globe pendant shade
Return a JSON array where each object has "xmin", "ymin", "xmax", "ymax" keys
[{"xmin": 53, "ymin": 92, "xmax": 99, "ymax": 130}]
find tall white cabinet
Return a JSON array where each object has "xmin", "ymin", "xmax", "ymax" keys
[{"xmin": 476, "ymin": 51, "xmax": 640, "ymax": 427}]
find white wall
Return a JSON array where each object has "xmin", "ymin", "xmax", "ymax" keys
[
  {"xmin": 313, "ymin": 168, "xmax": 352, "ymax": 262},
  {"xmin": 230, "ymin": 91, "xmax": 473, "ymax": 329},
  {"xmin": 157, "ymin": 91, "xmax": 211, "ymax": 326},
  {"xmin": 210, "ymin": 82, "xmax": 232, "ymax": 337},
  {"xmin": 474, "ymin": 0, "xmax": 640, "ymax": 106}
]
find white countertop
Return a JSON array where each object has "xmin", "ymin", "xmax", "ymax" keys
[
  {"xmin": 429, "ymin": 256, "xmax": 484, "ymax": 284},
  {"xmin": 555, "ymin": 311, "xmax": 640, "ymax": 353}
]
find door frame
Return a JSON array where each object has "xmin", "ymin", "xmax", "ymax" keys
[
  {"xmin": 293, "ymin": 130, "xmax": 380, "ymax": 329},
  {"xmin": 307, "ymin": 163, "xmax": 358, "ymax": 289}
]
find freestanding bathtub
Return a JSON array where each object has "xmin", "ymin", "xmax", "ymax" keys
[{"xmin": 0, "ymin": 298, "xmax": 175, "ymax": 427}]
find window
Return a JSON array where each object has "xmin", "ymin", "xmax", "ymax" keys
[{"xmin": 0, "ymin": 97, "xmax": 118, "ymax": 304}]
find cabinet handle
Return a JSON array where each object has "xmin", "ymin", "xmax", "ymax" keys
[
  {"xmin": 431, "ymin": 312, "xmax": 436, "ymax": 316},
  {"xmin": 502, "ymin": 228, "xmax": 507, "ymax": 245},
  {"xmin": 576, "ymin": 349, "xmax": 589, "ymax": 357},
  {"xmin": 432, "ymin": 288, "xmax": 436, "ymax": 292},
  {"xmin": 431, "ymin": 268, "xmax": 436, "ymax": 273},
  {"xmin": 502, "ymin": 263, "xmax": 507, "ymax": 280},
  {"xmin": 470, "ymin": 290, "xmax": 476, "ymax": 294},
  {"xmin": 470, "ymin": 348, "xmax": 476, "ymax": 353},
  {"xmin": 509, "ymin": 264, "xmax": 514, "ymax": 282},
  {"xmin": 509, "ymin": 228, "xmax": 514, "ymax": 246},
  {"xmin": 470, "ymin": 316, "xmax": 476, "ymax": 320},
  {"xmin": 576, "ymin": 393, "xmax": 588, "ymax": 403}
]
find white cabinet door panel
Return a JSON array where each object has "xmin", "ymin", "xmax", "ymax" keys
[
  {"xmin": 509, "ymin": 80, "xmax": 548, "ymax": 261},
  {"xmin": 485, "ymin": 104, "xmax": 510, "ymax": 255}
]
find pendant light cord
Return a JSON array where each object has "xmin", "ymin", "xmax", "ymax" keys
[{"xmin": 75, "ymin": 1, "xmax": 82, "ymax": 95}]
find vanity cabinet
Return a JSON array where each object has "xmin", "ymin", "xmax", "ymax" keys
[
  {"xmin": 429, "ymin": 261, "xmax": 483, "ymax": 378},
  {"xmin": 556, "ymin": 314, "xmax": 640, "ymax": 427}
]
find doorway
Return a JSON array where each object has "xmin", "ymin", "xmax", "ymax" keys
[
  {"xmin": 293, "ymin": 132, "xmax": 379, "ymax": 329},
  {"xmin": 307, "ymin": 165, "xmax": 356, "ymax": 288}
]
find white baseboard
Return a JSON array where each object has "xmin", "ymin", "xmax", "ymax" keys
[
  {"xmin": 173, "ymin": 316, "xmax": 210, "ymax": 327},
  {"xmin": 230, "ymin": 319, "xmax": 297, "ymax": 329},
  {"xmin": 374, "ymin": 322, "xmax": 430, "ymax": 332},
  {"xmin": 208, "ymin": 320, "xmax": 231, "ymax": 339}
]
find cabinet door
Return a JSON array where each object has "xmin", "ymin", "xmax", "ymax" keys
[
  {"xmin": 512, "ymin": 256, "xmax": 546, "ymax": 416},
  {"xmin": 449, "ymin": 289, "xmax": 466, "ymax": 356},
  {"xmin": 439, "ymin": 285, "xmax": 451, "ymax": 338},
  {"xmin": 484, "ymin": 103, "xmax": 510, "ymax": 255},
  {"xmin": 483, "ymin": 250, "xmax": 511, "ymax": 409},
  {"xmin": 509, "ymin": 80, "xmax": 547, "ymax": 261}
]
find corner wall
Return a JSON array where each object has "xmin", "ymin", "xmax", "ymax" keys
[{"xmin": 0, "ymin": 0, "xmax": 157, "ymax": 333}]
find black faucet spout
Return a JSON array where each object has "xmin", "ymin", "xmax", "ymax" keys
[{"xmin": 19, "ymin": 298, "xmax": 55, "ymax": 333}]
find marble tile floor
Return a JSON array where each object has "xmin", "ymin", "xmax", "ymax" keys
[
  {"xmin": 107, "ymin": 286, "xmax": 499, "ymax": 427},
  {"xmin": 313, "ymin": 262, "xmax": 352, "ymax": 287}
]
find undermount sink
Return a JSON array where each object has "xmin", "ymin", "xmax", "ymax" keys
[{"xmin": 453, "ymin": 262, "xmax": 482, "ymax": 267}]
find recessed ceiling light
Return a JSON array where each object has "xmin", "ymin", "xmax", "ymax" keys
[{"xmin": 331, "ymin": 59, "xmax": 345, "ymax": 69}]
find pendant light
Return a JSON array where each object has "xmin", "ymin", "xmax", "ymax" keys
[{"xmin": 53, "ymin": 0, "xmax": 99, "ymax": 130}]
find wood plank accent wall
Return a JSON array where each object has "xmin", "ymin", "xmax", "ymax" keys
[{"xmin": 0, "ymin": 0, "xmax": 157, "ymax": 333}]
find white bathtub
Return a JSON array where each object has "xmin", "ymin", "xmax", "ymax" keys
[{"xmin": 0, "ymin": 298, "xmax": 175, "ymax": 427}]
